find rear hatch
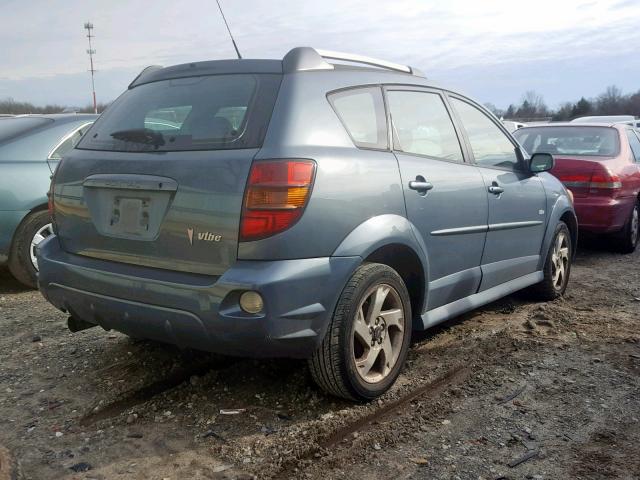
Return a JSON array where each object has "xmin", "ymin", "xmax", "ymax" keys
[{"xmin": 52, "ymin": 70, "xmax": 281, "ymax": 275}]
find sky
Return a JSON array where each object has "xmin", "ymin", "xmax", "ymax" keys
[{"xmin": 1, "ymin": 0, "xmax": 639, "ymax": 110}]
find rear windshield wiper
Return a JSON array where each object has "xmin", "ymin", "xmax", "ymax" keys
[{"xmin": 110, "ymin": 128, "xmax": 165, "ymax": 147}]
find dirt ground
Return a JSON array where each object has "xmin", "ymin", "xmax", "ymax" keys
[{"xmin": 1, "ymin": 239, "xmax": 639, "ymax": 480}]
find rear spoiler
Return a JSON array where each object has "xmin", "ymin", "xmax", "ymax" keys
[
  {"xmin": 128, "ymin": 65, "xmax": 163, "ymax": 89},
  {"xmin": 282, "ymin": 47, "xmax": 425, "ymax": 77}
]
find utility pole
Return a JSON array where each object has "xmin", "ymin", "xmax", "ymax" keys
[{"xmin": 84, "ymin": 22, "xmax": 97, "ymax": 114}]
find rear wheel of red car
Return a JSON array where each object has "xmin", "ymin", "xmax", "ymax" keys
[
  {"xmin": 615, "ymin": 202, "xmax": 639, "ymax": 254},
  {"xmin": 308, "ymin": 263, "xmax": 412, "ymax": 401},
  {"xmin": 8, "ymin": 210, "xmax": 53, "ymax": 289},
  {"xmin": 527, "ymin": 221, "xmax": 572, "ymax": 301}
]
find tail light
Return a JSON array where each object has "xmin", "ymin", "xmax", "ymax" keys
[
  {"xmin": 556, "ymin": 172, "xmax": 592, "ymax": 189},
  {"xmin": 239, "ymin": 159, "xmax": 316, "ymax": 241},
  {"xmin": 589, "ymin": 168, "xmax": 621, "ymax": 190},
  {"xmin": 556, "ymin": 164, "xmax": 621, "ymax": 196},
  {"xmin": 47, "ymin": 162, "xmax": 62, "ymax": 232},
  {"xmin": 47, "ymin": 181, "xmax": 54, "ymax": 218}
]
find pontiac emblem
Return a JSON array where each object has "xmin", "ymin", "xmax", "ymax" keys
[{"xmin": 187, "ymin": 228, "xmax": 194, "ymax": 245}]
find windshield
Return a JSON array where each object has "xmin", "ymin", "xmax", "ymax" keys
[
  {"xmin": 78, "ymin": 73, "xmax": 281, "ymax": 152},
  {"xmin": 514, "ymin": 126, "xmax": 620, "ymax": 157}
]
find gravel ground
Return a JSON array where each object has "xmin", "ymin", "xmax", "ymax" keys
[{"xmin": 1, "ymin": 239, "xmax": 639, "ymax": 480}]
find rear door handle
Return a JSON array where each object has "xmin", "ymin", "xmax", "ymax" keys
[
  {"xmin": 488, "ymin": 185, "xmax": 504, "ymax": 195},
  {"xmin": 409, "ymin": 180, "xmax": 434, "ymax": 193}
]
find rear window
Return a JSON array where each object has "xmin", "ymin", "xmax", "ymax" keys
[
  {"xmin": 78, "ymin": 74, "xmax": 281, "ymax": 152},
  {"xmin": 514, "ymin": 126, "xmax": 620, "ymax": 157},
  {"xmin": 0, "ymin": 117, "xmax": 53, "ymax": 144}
]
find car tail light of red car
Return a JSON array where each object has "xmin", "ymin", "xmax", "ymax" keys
[
  {"xmin": 239, "ymin": 159, "xmax": 316, "ymax": 241},
  {"xmin": 589, "ymin": 168, "xmax": 622, "ymax": 190},
  {"xmin": 556, "ymin": 164, "xmax": 621, "ymax": 197}
]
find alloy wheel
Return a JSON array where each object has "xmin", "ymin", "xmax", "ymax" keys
[
  {"xmin": 352, "ymin": 283, "xmax": 405, "ymax": 384},
  {"xmin": 30, "ymin": 223, "xmax": 53, "ymax": 271},
  {"xmin": 551, "ymin": 231, "xmax": 570, "ymax": 291}
]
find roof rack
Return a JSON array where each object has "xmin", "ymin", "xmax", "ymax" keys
[{"xmin": 282, "ymin": 47, "xmax": 424, "ymax": 77}]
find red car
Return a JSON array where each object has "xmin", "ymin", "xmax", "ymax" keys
[{"xmin": 514, "ymin": 123, "xmax": 640, "ymax": 252}]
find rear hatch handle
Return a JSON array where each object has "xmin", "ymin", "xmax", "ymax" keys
[{"xmin": 83, "ymin": 174, "xmax": 178, "ymax": 192}]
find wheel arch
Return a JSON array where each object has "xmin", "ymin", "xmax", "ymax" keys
[
  {"xmin": 540, "ymin": 203, "xmax": 577, "ymax": 269},
  {"xmin": 364, "ymin": 243, "xmax": 426, "ymax": 324},
  {"xmin": 333, "ymin": 214, "xmax": 430, "ymax": 322},
  {"xmin": 560, "ymin": 210, "xmax": 578, "ymax": 259},
  {"xmin": 9, "ymin": 203, "xmax": 49, "ymax": 253}
]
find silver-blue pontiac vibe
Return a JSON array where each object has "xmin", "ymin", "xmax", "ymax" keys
[{"xmin": 38, "ymin": 48, "xmax": 577, "ymax": 400}]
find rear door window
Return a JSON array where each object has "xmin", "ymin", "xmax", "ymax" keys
[
  {"xmin": 49, "ymin": 122, "xmax": 93, "ymax": 159},
  {"xmin": 78, "ymin": 74, "xmax": 281, "ymax": 152},
  {"xmin": 328, "ymin": 87, "xmax": 387, "ymax": 149},
  {"xmin": 450, "ymin": 98, "xmax": 519, "ymax": 170},
  {"xmin": 386, "ymin": 90, "xmax": 464, "ymax": 162}
]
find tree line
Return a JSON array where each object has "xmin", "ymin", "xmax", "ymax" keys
[
  {"xmin": 486, "ymin": 85, "xmax": 639, "ymax": 122},
  {"xmin": 0, "ymin": 98, "xmax": 108, "ymax": 115},
  {"xmin": 2, "ymin": 84, "xmax": 639, "ymax": 121}
]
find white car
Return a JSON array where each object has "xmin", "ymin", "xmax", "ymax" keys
[
  {"xmin": 502, "ymin": 120, "xmax": 527, "ymax": 132},
  {"xmin": 571, "ymin": 115, "xmax": 640, "ymax": 128}
]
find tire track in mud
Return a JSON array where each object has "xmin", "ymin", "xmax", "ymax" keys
[
  {"xmin": 0, "ymin": 447, "xmax": 17, "ymax": 480},
  {"xmin": 319, "ymin": 364, "xmax": 471, "ymax": 449},
  {"xmin": 271, "ymin": 364, "xmax": 472, "ymax": 480},
  {"xmin": 263, "ymin": 329, "xmax": 520, "ymax": 479},
  {"xmin": 79, "ymin": 357, "xmax": 240, "ymax": 426}
]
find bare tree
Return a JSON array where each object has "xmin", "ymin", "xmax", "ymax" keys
[
  {"xmin": 521, "ymin": 91, "xmax": 549, "ymax": 116},
  {"xmin": 596, "ymin": 85, "xmax": 624, "ymax": 115}
]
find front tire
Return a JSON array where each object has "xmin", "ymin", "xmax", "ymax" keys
[
  {"xmin": 615, "ymin": 202, "xmax": 639, "ymax": 254},
  {"xmin": 309, "ymin": 263, "xmax": 412, "ymax": 401},
  {"xmin": 528, "ymin": 221, "xmax": 572, "ymax": 301},
  {"xmin": 8, "ymin": 210, "xmax": 53, "ymax": 289}
]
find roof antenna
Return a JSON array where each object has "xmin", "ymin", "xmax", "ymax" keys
[{"xmin": 215, "ymin": 0, "xmax": 242, "ymax": 59}]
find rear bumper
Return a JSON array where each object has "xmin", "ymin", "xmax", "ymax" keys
[
  {"xmin": 574, "ymin": 196, "xmax": 635, "ymax": 233},
  {"xmin": 37, "ymin": 236, "xmax": 360, "ymax": 358}
]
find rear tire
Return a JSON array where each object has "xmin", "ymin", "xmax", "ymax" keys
[
  {"xmin": 308, "ymin": 263, "xmax": 412, "ymax": 401},
  {"xmin": 614, "ymin": 202, "xmax": 639, "ymax": 254},
  {"xmin": 8, "ymin": 210, "xmax": 53, "ymax": 289},
  {"xmin": 528, "ymin": 222, "xmax": 572, "ymax": 301}
]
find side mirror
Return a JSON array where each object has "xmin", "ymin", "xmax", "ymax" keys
[{"xmin": 529, "ymin": 152, "xmax": 554, "ymax": 173}]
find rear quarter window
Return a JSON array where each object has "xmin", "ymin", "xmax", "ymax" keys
[
  {"xmin": 78, "ymin": 73, "xmax": 281, "ymax": 152},
  {"xmin": 328, "ymin": 87, "xmax": 388, "ymax": 150}
]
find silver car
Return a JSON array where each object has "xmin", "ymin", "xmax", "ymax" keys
[
  {"xmin": 38, "ymin": 48, "xmax": 576, "ymax": 400},
  {"xmin": 0, "ymin": 114, "xmax": 97, "ymax": 287}
]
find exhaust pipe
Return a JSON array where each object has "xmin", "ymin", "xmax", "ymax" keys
[{"xmin": 67, "ymin": 316, "xmax": 97, "ymax": 333}]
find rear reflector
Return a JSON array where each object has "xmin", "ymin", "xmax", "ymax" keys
[{"xmin": 240, "ymin": 160, "xmax": 316, "ymax": 241}]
